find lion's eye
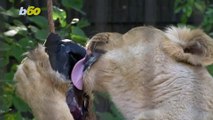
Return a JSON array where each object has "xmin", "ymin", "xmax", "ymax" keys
[{"xmin": 84, "ymin": 49, "xmax": 105, "ymax": 71}]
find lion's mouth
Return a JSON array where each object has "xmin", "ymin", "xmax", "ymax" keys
[
  {"xmin": 71, "ymin": 49, "xmax": 105, "ymax": 90},
  {"xmin": 67, "ymin": 49, "xmax": 104, "ymax": 120}
]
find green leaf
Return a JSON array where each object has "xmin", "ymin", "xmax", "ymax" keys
[
  {"xmin": 13, "ymin": 95, "xmax": 30, "ymax": 112},
  {"xmin": 71, "ymin": 26, "xmax": 86, "ymax": 37},
  {"xmin": 4, "ymin": 30, "xmax": 18, "ymax": 37},
  {"xmin": 4, "ymin": 112, "xmax": 23, "ymax": 120},
  {"xmin": 62, "ymin": 0, "xmax": 83, "ymax": 9},
  {"xmin": 53, "ymin": 6, "xmax": 67, "ymax": 20},
  {"xmin": 0, "ymin": 94, "xmax": 12, "ymax": 112},
  {"xmin": 77, "ymin": 19, "xmax": 90, "ymax": 28},
  {"xmin": 9, "ymin": 0, "xmax": 15, "ymax": 3},
  {"xmin": 58, "ymin": 28, "xmax": 71, "ymax": 38},
  {"xmin": 180, "ymin": 15, "xmax": 188, "ymax": 23},
  {"xmin": 18, "ymin": 38, "xmax": 34, "ymax": 50},
  {"xmin": 35, "ymin": 29, "xmax": 48, "ymax": 41},
  {"xmin": 0, "ymin": 56, "xmax": 9, "ymax": 68},
  {"xmin": 53, "ymin": 6, "xmax": 67, "ymax": 27},
  {"xmin": 4, "ymin": 72, "xmax": 14, "ymax": 83},
  {"xmin": 185, "ymin": 6, "xmax": 192, "ymax": 17},
  {"xmin": 13, "ymin": 20, "xmax": 24, "ymax": 26},
  {"xmin": 9, "ymin": 44, "xmax": 24, "ymax": 61},
  {"xmin": 3, "ymin": 82, "xmax": 14, "ymax": 94},
  {"xmin": 175, "ymin": 7, "xmax": 182, "ymax": 13},
  {"xmin": 207, "ymin": 65, "xmax": 213, "ymax": 76},
  {"xmin": 194, "ymin": 2, "xmax": 205, "ymax": 12},
  {"xmin": 29, "ymin": 25, "xmax": 39, "ymax": 33},
  {"xmin": 188, "ymin": 0, "xmax": 194, "ymax": 5},
  {"xmin": 110, "ymin": 105, "xmax": 125, "ymax": 119},
  {"xmin": 4, "ymin": 26, "xmax": 27, "ymax": 37},
  {"xmin": 0, "ymin": 41, "xmax": 10, "ymax": 52},
  {"xmin": 71, "ymin": 34, "xmax": 87, "ymax": 45},
  {"xmin": 62, "ymin": 0, "xmax": 85, "ymax": 14},
  {"xmin": 97, "ymin": 112, "xmax": 117, "ymax": 120},
  {"xmin": 1, "ymin": 7, "xmax": 19, "ymax": 17},
  {"xmin": 28, "ymin": 16, "xmax": 48, "ymax": 29}
]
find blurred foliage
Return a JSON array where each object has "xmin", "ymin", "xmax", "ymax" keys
[
  {"xmin": 94, "ymin": 93, "xmax": 125, "ymax": 120},
  {"xmin": 174, "ymin": 0, "xmax": 213, "ymax": 75},
  {"xmin": 0, "ymin": 0, "xmax": 124, "ymax": 119},
  {"xmin": 175, "ymin": 0, "xmax": 213, "ymax": 34},
  {"xmin": 1, "ymin": 0, "xmax": 213, "ymax": 120}
]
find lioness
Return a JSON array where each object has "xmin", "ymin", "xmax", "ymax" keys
[
  {"xmin": 14, "ymin": 26, "xmax": 213, "ymax": 120},
  {"xmin": 83, "ymin": 26, "xmax": 213, "ymax": 120}
]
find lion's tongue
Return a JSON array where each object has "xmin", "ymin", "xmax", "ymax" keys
[{"xmin": 71, "ymin": 57, "xmax": 85, "ymax": 90}]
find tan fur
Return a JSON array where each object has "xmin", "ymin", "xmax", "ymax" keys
[
  {"xmin": 86, "ymin": 32, "xmax": 122, "ymax": 53},
  {"xmin": 164, "ymin": 26, "xmax": 213, "ymax": 66},
  {"xmin": 14, "ymin": 26, "xmax": 213, "ymax": 120},
  {"xmin": 84, "ymin": 26, "xmax": 213, "ymax": 120},
  {"xmin": 14, "ymin": 45, "xmax": 74, "ymax": 120}
]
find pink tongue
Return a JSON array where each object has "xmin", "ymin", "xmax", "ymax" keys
[{"xmin": 71, "ymin": 57, "xmax": 85, "ymax": 90}]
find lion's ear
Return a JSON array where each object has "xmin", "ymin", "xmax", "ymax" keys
[
  {"xmin": 162, "ymin": 26, "xmax": 213, "ymax": 66},
  {"xmin": 86, "ymin": 32, "xmax": 122, "ymax": 52}
]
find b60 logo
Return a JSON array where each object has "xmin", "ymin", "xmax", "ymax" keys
[{"xmin": 19, "ymin": 6, "xmax": 41, "ymax": 16}]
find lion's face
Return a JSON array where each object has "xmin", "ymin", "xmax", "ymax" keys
[
  {"xmin": 83, "ymin": 26, "xmax": 213, "ymax": 120},
  {"xmin": 84, "ymin": 26, "xmax": 213, "ymax": 91}
]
